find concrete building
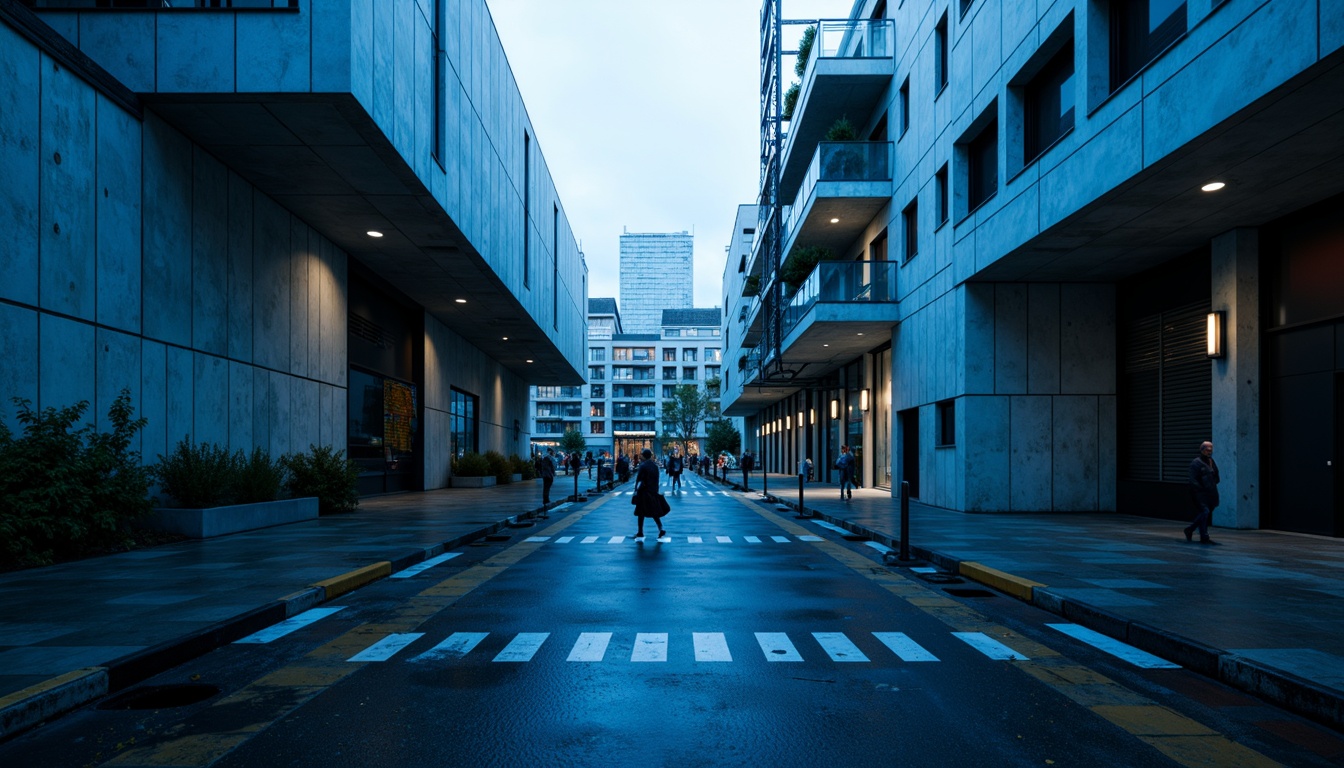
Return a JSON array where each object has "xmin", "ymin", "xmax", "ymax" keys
[
  {"xmin": 618, "ymin": 230, "xmax": 694, "ymax": 334},
  {"xmin": 724, "ymin": 0, "xmax": 1344, "ymax": 535},
  {"xmin": 0, "ymin": 0, "xmax": 586, "ymax": 496},
  {"xmin": 531, "ymin": 300, "xmax": 724, "ymax": 462}
]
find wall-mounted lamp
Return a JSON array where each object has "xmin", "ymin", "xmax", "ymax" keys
[
  {"xmin": 797, "ymin": 411, "xmax": 804, "ymax": 428},
  {"xmin": 860, "ymin": 388, "xmax": 871, "ymax": 412},
  {"xmin": 830, "ymin": 399, "xmax": 839, "ymax": 419},
  {"xmin": 785, "ymin": 415, "xmax": 791, "ymax": 430},
  {"xmin": 1206, "ymin": 311, "xmax": 1224, "ymax": 358},
  {"xmin": 810, "ymin": 408, "xmax": 816, "ymax": 425}
]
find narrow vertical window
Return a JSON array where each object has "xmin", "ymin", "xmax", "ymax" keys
[
  {"xmin": 902, "ymin": 198, "xmax": 918, "ymax": 260},
  {"xmin": 967, "ymin": 120, "xmax": 998, "ymax": 212},
  {"xmin": 431, "ymin": 0, "xmax": 444, "ymax": 165},
  {"xmin": 935, "ymin": 164, "xmax": 949, "ymax": 225},
  {"xmin": 898, "ymin": 77, "xmax": 910, "ymax": 137},
  {"xmin": 523, "ymin": 133, "xmax": 530, "ymax": 289},
  {"xmin": 934, "ymin": 14, "xmax": 948, "ymax": 95},
  {"xmin": 552, "ymin": 205, "xmax": 559, "ymax": 330},
  {"xmin": 1110, "ymin": 0, "xmax": 1187, "ymax": 92}
]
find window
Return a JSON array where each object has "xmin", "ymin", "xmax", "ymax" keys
[
  {"xmin": 590, "ymin": 384, "xmax": 605, "ymax": 399},
  {"xmin": 870, "ymin": 228, "xmax": 888, "ymax": 262},
  {"xmin": 536, "ymin": 386, "xmax": 582, "ymax": 398},
  {"xmin": 663, "ymin": 348, "xmax": 676, "ymax": 361},
  {"xmin": 683, "ymin": 367, "xmax": 697, "ymax": 381},
  {"xmin": 523, "ymin": 133, "xmax": 530, "ymax": 289},
  {"xmin": 431, "ymin": 0, "xmax": 444, "ymax": 165},
  {"xmin": 934, "ymin": 13, "xmax": 948, "ymax": 95},
  {"xmin": 898, "ymin": 77, "xmax": 910, "ymax": 136},
  {"xmin": 613, "ymin": 366, "xmax": 634, "ymax": 380},
  {"xmin": 589, "ymin": 366, "xmax": 605, "ymax": 381},
  {"xmin": 936, "ymin": 400, "xmax": 955, "ymax": 446},
  {"xmin": 1110, "ymin": 1, "xmax": 1187, "ymax": 92},
  {"xmin": 935, "ymin": 164, "xmax": 949, "ymax": 225},
  {"xmin": 1024, "ymin": 40, "xmax": 1075, "ymax": 164},
  {"xmin": 959, "ymin": 0, "xmax": 973, "ymax": 16},
  {"xmin": 967, "ymin": 120, "xmax": 998, "ymax": 212},
  {"xmin": 590, "ymin": 403, "xmax": 605, "ymax": 417},
  {"xmin": 663, "ymin": 367, "xmax": 677, "ymax": 380},
  {"xmin": 706, "ymin": 348, "xmax": 721, "ymax": 362},
  {"xmin": 683, "ymin": 348, "xmax": 697, "ymax": 362},
  {"xmin": 706, "ymin": 365, "xmax": 721, "ymax": 379},
  {"xmin": 665, "ymin": 329, "xmax": 681, "ymax": 337},
  {"xmin": 663, "ymin": 385, "xmax": 677, "ymax": 398},
  {"xmin": 613, "ymin": 347, "xmax": 654, "ymax": 361},
  {"xmin": 552, "ymin": 205, "xmax": 559, "ymax": 330},
  {"xmin": 589, "ymin": 348, "xmax": 606, "ymax": 362},
  {"xmin": 902, "ymin": 199, "xmax": 918, "ymax": 260},
  {"xmin": 450, "ymin": 388, "xmax": 479, "ymax": 458},
  {"xmin": 591, "ymin": 421, "xmax": 606, "ymax": 435}
]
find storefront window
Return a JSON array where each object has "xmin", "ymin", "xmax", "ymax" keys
[
  {"xmin": 450, "ymin": 388, "xmax": 478, "ymax": 458},
  {"xmin": 349, "ymin": 368, "xmax": 418, "ymax": 487}
]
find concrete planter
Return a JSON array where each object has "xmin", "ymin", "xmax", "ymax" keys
[
  {"xmin": 511, "ymin": 474, "xmax": 523, "ymax": 483},
  {"xmin": 144, "ymin": 497, "xmax": 319, "ymax": 539},
  {"xmin": 452, "ymin": 476, "xmax": 496, "ymax": 488}
]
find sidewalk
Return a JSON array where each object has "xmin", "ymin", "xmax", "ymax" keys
[
  {"xmin": 715, "ymin": 469, "xmax": 1344, "ymax": 731},
  {"xmin": 0, "ymin": 478, "xmax": 573, "ymax": 739}
]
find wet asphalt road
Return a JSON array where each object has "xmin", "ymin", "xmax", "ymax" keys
[{"xmin": 2, "ymin": 474, "xmax": 1335, "ymax": 767}]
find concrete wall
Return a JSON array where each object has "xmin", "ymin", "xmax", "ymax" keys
[{"xmin": 0, "ymin": 22, "xmax": 347, "ymax": 459}]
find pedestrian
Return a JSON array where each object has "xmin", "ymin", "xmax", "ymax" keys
[
  {"xmin": 740, "ymin": 449, "xmax": 754, "ymax": 491},
  {"xmin": 569, "ymin": 451, "xmax": 582, "ymax": 477},
  {"xmin": 836, "ymin": 445, "xmax": 856, "ymax": 500},
  {"xmin": 1184, "ymin": 440, "xmax": 1220, "ymax": 544},
  {"xmin": 585, "ymin": 450, "xmax": 594, "ymax": 479},
  {"xmin": 667, "ymin": 450, "xmax": 683, "ymax": 491},
  {"xmin": 632, "ymin": 448, "xmax": 667, "ymax": 539},
  {"xmin": 535, "ymin": 449, "xmax": 556, "ymax": 513},
  {"xmin": 616, "ymin": 453, "xmax": 630, "ymax": 483}
]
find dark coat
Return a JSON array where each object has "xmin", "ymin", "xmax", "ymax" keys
[
  {"xmin": 1188, "ymin": 455, "xmax": 1220, "ymax": 508},
  {"xmin": 632, "ymin": 459, "xmax": 664, "ymax": 518},
  {"xmin": 536, "ymin": 455, "xmax": 555, "ymax": 480}
]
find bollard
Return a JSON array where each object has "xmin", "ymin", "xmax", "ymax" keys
[
  {"xmin": 899, "ymin": 480, "xmax": 912, "ymax": 562},
  {"xmin": 797, "ymin": 460, "xmax": 809, "ymax": 518}
]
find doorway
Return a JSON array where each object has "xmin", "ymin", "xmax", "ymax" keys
[{"xmin": 899, "ymin": 407, "xmax": 919, "ymax": 498}]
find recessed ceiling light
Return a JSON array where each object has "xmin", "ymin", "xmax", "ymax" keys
[
  {"xmin": 502, "ymin": 336, "xmax": 509, "ymax": 341},
  {"xmin": 829, "ymin": 218, "xmax": 840, "ymax": 224},
  {"xmin": 1201, "ymin": 181, "xmax": 1226, "ymax": 192},
  {"xmin": 857, "ymin": 332, "xmax": 864, "ymax": 336},
  {"xmin": 823, "ymin": 343, "xmax": 830, "ymax": 347},
  {"xmin": 366, "ymin": 230, "xmax": 384, "ymax": 238},
  {"xmin": 526, "ymin": 359, "xmax": 534, "ymax": 363},
  {"xmin": 455, "ymin": 298, "xmax": 467, "ymax": 304}
]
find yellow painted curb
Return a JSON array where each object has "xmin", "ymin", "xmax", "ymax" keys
[
  {"xmin": 959, "ymin": 561, "xmax": 1046, "ymax": 602},
  {"xmin": 0, "ymin": 667, "xmax": 108, "ymax": 739},
  {"xmin": 312, "ymin": 562, "xmax": 392, "ymax": 600}
]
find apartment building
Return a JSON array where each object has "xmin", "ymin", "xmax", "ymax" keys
[
  {"xmin": 724, "ymin": 0, "xmax": 1344, "ymax": 534},
  {"xmin": 1, "ymin": 0, "xmax": 587, "ymax": 496}
]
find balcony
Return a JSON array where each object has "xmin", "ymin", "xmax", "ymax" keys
[
  {"xmin": 781, "ymin": 18, "xmax": 894, "ymax": 201},
  {"xmin": 782, "ymin": 141, "xmax": 892, "ymax": 259}
]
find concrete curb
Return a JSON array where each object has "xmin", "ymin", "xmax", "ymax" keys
[
  {"xmin": 0, "ymin": 502, "xmax": 567, "ymax": 743},
  {"xmin": 773, "ymin": 498, "xmax": 1344, "ymax": 732}
]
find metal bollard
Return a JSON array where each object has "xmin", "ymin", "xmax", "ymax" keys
[{"xmin": 899, "ymin": 480, "xmax": 912, "ymax": 562}]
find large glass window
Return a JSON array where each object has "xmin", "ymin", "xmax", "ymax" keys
[
  {"xmin": 1111, "ymin": 0, "xmax": 1186, "ymax": 92},
  {"xmin": 590, "ymin": 384, "xmax": 605, "ymax": 399},
  {"xmin": 589, "ymin": 366, "xmax": 606, "ymax": 380},
  {"xmin": 1025, "ymin": 41, "xmax": 1075, "ymax": 164},
  {"xmin": 683, "ymin": 348, "xmax": 697, "ymax": 362},
  {"xmin": 613, "ymin": 347, "xmax": 655, "ymax": 361},
  {"xmin": 967, "ymin": 121, "xmax": 998, "ymax": 212},
  {"xmin": 450, "ymin": 387, "xmax": 478, "ymax": 459},
  {"xmin": 349, "ymin": 368, "xmax": 419, "ymax": 472},
  {"xmin": 663, "ymin": 348, "xmax": 677, "ymax": 361},
  {"xmin": 663, "ymin": 367, "xmax": 678, "ymax": 380},
  {"xmin": 705, "ymin": 348, "xmax": 721, "ymax": 362},
  {"xmin": 682, "ymin": 367, "xmax": 697, "ymax": 381},
  {"xmin": 589, "ymin": 347, "xmax": 606, "ymax": 361}
]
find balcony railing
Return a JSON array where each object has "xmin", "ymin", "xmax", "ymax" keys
[
  {"xmin": 781, "ymin": 260, "xmax": 899, "ymax": 338},
  {"xmin": 783, "ymin": 141, "xmax": 892, "ymax": 243},
  {"xmin": 23, "ymin": 1, "xmax": 297, "ymax": 8},
  {"xmin": 801, "ymin": 18, "xmax": 894, "ymax": 75}
]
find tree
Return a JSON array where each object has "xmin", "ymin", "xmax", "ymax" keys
[
  {"xmin": 660, "ymin": 383, "xmax": 711, "ymax": 455},
  {"xmin": 705, "ymin": 419, "xmax": 741, "ymax": 458},
  {"xmin": 558, "ymin": 428, "xmax": 587, "ymax": 500}
]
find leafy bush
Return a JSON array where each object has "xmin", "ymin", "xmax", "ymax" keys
[
  {"xmin": 780, "ymin": 245, "xmax": 836, "ymax": 289},
  {"xmin": 283, "ymin": 444, "xmax": 360, "ymax": 515},
  {"xmin": 795, "ymin": 25, "xmax": 816, "ymax": 77},
  {"xmin": 233, "ymin": 447, "xmax": 287, "ymax": 504},
  {"xmin": 742, "ymin": 274, "xmax": 761, "ymax": 297},
  {"xmin": 452, "ymin": 451, "xmax": 491, "ymax": 477},
  {"xmin": 0, "ymin": 391, "xmax": 153, "ymax": 568},
  {"xmin": 824, "ymin": 115, "xmax": 857, "ymax": 141},
  {"xmin": 509, "ymin": 453, "xmax": 536, "ymax": 481},
  {"xmin": 153, "ymin": 438, "xmax": 236, "ymax": 508},
  {"xmin": 484, "ymin": 450, "xmax": 510, "ymax": 484},
  {"xmin": 783, "ymin": 82, "xmax": 800, "ymax": 120}
]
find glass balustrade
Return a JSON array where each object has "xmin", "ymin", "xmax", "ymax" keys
[
  {"xmin": 780, "ymin": 260, "xmax": 899, "ymax": 338},
  {"xmin": 783, "ymin": 142, "xmax": 892, "ymax": 242}
]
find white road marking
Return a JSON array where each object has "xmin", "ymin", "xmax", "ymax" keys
[
  {"xmin": 689, "ymin": 536, "xmax": 703, "ymax": 543},
  {"xmin": 609, "ymin": 536, "xmax": 625, "ymax": 543},
  {"xmin": 525, "ymin": 536, "xmax": 550, "ymax": 543},
  {"xmin": 873, "ymin": 632, "xmax": 939, "ymax": 662},
  {"xmin": 581, "ymin": 536, "xmax": 599, "ymax": 544},
  {"xmin": 567, "ymin": 632, "xmax": 612, "ymax": 662},
  {"xmin": 744, "ymin": 536, "xmax": 762, "ymax": 543},
  {"xmin": 771, "ymin": 536, "xmax": 791, "ymax": 543},
  {"xmin": 694, "ymin": 632, "xmax": 732, "ymax": 662},
  {"xmin": 798, "ymin": 535, "xmax": 823, "ymax": 542},
  {"xmin": 348, "ymin": 632, "xmax": 424, "ymax": 662},
  {"xmin": 656, "ymin": 535, "xmax": 671, "ymax": 542},
  {"xmin": 556, "ymin": 536, "xmax": 574, "ymax": 544},
  {"xmin": 391, "ymin": 552, "xmax": 462, "ymax": 579},
  {"xmin": 716, "ymin": 536, "xmax": 732, "ymax": 543},
  {"xmin": 755, "ymin": 632, "xmax": 803, "ymax": 662},
  {"xmin": 865, "ymin": 541, "xmax": 892, "ymax": 554},
  {"xmin": 1047, "ymin": 624, "xmax": 1180, "ymax": 668},
  {"xmin": 813, "ymin": 632, "xmax": 869, "ymax": 662},
  {"xmin": 909, "ymin": 566, "xmax": 938, "ymax": 573},
  {"xmin": 694, "ymin": 491, "xmax": 703, "ymax": 496},
  {"xmin": 412, "ymin": 632, "xmax": 488, "ymax": 661},
  {"xmin": 953, "ymin": 632, "xmax": 1029, "ymax": 660},
  {"xmin": 551, "ymin": 503, "xmax": 573, "ymax": 512},
  {"xmin": 631, "ymin": 633, "xmax": 668, "ymax": 662},
  {"xmin": 494, "ymin": 633, "xmax": 550, "ymax": 662},
  {"xmin": 810, "ymin": 520, "xmax": 850, "ymax": 534},
  {"xmin": 235, "ymin": 607, "xmax": 346, "ymax": 643}
]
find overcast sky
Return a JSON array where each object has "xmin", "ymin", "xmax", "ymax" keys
[{"xmin": 486, "ymin": 0, "xmax": 857, "ymax": 311}]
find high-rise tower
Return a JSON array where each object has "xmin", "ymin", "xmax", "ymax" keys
[{"xmin": 619, "ymin": 231, "xmax": 694, "ymax": 334}]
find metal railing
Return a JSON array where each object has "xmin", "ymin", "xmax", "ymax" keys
[
  {"xmin": 800, "ymin": 18, "xmax": 894, "ymax": 77},
  {"xmin": 24, "ymin": 1, "xmax": 297, "ymax": 8},
  {"xmin": 783, "ymin": 141, "xmax": 892, "ymax": 240},
  {"xmin": 780, "ymin": 260, "xmax": 899, "ymax": 338}
]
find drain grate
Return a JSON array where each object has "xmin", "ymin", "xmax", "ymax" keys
[
  {"xmin": 944, "ymin": 588, "xmax": 997, "ymax": 598},
  {"xmin": 98, "ymin": 684, "xmax": 220, "ymax": 710}
]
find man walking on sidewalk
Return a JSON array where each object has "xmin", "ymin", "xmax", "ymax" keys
[
  {"xmin": 1184, "ymin": 441, "xmax": 1220, "ymax": 544},
  {"xmin": 836, "ymin": 445, "xmax": 856, "ymax": 500},
  {"xmin": 740, "ymin": 450, "xmax": 754, "ymax": 491},
  {"xmin": 536, "ymin": 449, "xmax": 556, "ymax": 513}
]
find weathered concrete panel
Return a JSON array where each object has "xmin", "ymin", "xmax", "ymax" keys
[
  {"xmin": 40, "ymin": 56, "xmax": 96, "ymax": 320},
  {"xmin": 1052, "ymin": 395, "xmax": 1098, "ymax": 511},
  {"xmin": 318, "ymin": 382, "xmax": 334, "ymax": 448},
  {"xmin": 252, "ymin": 196, "xmax": 291, "ymax": 371},
  {"xmin": 324, "ymin": 383, "xmax": 345, "ymax": 450},
  {"xmin": 140, "ymin": 340, "xmax": 167, "ymax": 463},
  {"xmin": 393, "ymin": 0, "xmax": 415, "ymax": 157},
  {"xmin": 1060, "ymin": 284, "xmax": 1115, "ymax": 394},
  {"xmin": 1039, "ymin": 105, "xmax": 1143, "ymax": 230},
  {"xmin": 166, "ymin": 346, "xmax": 194, "ymax": 450},
  {"xmin": 994, "ymin": 283, "xmax": 1027, "ymax": 394},
  {"xmin": 312, "ymin": 0, "xmax": 353, "ymax": 93},
  {"xmin": 423, "ymin": 407, "xmax": 449, "ymax": 489},
  {"xmin": 291, "ymin": 377, "xmax": 320, "ymax": 454},
  {"xmin": 349, "ymin": 0, "xmax": 374, "ymax": 107},
  {"xmin": 39, "ymin": 314, "xmax": 94, "ymax": 413},
  {"xmin": 1325, "ymin": 0, "xmax": 1344, "ymax": 56},
  {"xmin": 77, "ymin": 13, "xmax": 155, "ymax": 93},
  {"xmin": 95, "ymin": 327, "xmax": 141, "ymax": 453},
  {"xmin": 289, "ymin": 220, "xmax": 310, "ymax": 378},
  {"xmin": 156, "ymin": 12, "xmax": 235, "ymax": 92},
  {"xmin": 306, "ymin": 244, "xmax": 321, "ymax": 386},
  {"xmin": 236, "ymin": 8, "xmax": 311, "ymax": 93},
  {"xmin": 1098, "ymin": 395, "xmax": 1116, "ymax": 512},
  {"xmin": 1001, "ymin": 0, "xmax": 1036, "ymax": 60},
  {"xmin": 1009, "ymin": 395, "xmax": 1052, "ymax": 511},
  {"xmin": 963, "ymin": 396, "xmax": 1009, "ymax": 511},
  {"xmin": 370, "ymin": 0, "xmax": 395, "ymax": 132},
  {"xmin": 0, "ymin": 26, "xmax": 40, "ymax": 306},
  {"xmin": 96, "ymin": 94, "xmax": 142, "ymax": 334},
  {"xmin": 227, "ymin": 174, "xmax": 254, "ymax": 363},
  {"xmin": 1027, "ymin": 283, "xmax": 1060, "ymax": 394},
  {"xmin": 964, "ymin": 283, "xmax": 995, "ymax": 395},
  {"xmin": 970, "ymin": 0, "xmax": 1002, "ymax": 101},
  {"xmin": 228, "ymin": 361, "xmax": 253, "ymax": 453},
  {"xmin": 0, "ymin": 304, "xmax": 39, "ymax": 426},
  {"xmin": 252, "ymin": 367, "xmax": 271, "ymax": 453},
  {"xmin": 142, "ymin": 117, "xmax": 193, "ymax": 347},
  {"xmin": 268, "ymin": 371, "xmax": 292, "ymax": 457},
  {"xmin": 194, "ymin": 352, "xmax": 229, "ymax": 448},
  {"xmin": 193, "ymin": 148, "xmax": 229, "ymax": 356}
]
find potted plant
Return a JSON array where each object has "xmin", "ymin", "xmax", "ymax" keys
[
  {"xmin": 451, "ymin": 451, "xmax": 495, "ymax": 487},
  {"xmin": 822, "ymin": 116, "xmax": 866, "ymax": 179},
  {"xmin": 742, "ymin": 274, "xmax": 761, "ymax": 297},
  {"xmin": 780, "ymin": 245, "xmax": 836, "ymax": 291}
]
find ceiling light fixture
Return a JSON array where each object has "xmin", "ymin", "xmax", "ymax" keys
[
  {"xmin": 455, "ymin": 299, "xmax": 467, "ymax": 304},
  {"xmin": 366, "ymin": 230, "xmax": 384, "ymax": 238},
  {"xmin": 829, "ymin": 217, "xmax": 840, "ymax": 223},
  {"xmin": 502, "ymin": 336, "xmax": 509, "ymax": 341},
  {"xmin": 1201, "ymin": 181, "xmax": 1226, "ymax": 192},
  {"xmin": 526, "ymin": 359, "xmax": 534, "ymax": 363}
]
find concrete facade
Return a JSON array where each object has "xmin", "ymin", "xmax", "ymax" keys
[
  {"xmin": 2, "ymin": 0, "xmax": 586, "ymax": 492},
  {"xmin": 725, "ymin": 0, "xmax": 1344, "ymax": 527}
]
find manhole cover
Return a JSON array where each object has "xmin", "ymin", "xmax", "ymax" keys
[
  {"xmin": 98, "ymin": 684, "xmax": 219, "ymax": 710},
  {"xmin": 944, "ymin": 588, "xmax": 997, "ymax": 598},
  {"xmin": 915, "ymin": 573, "xmax": 964, "ymax": 584}
]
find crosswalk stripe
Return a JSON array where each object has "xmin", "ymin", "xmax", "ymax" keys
[
  {"xmin": 716, "ymin": 536, "xmax": 732, "ymax": 543},
  {"xmin": 567, "ymin": 632, "xmax": 612, "ymax": 662},
  {"xmin": 556, "ymin": 536, "xmax": 574, "ymax": 544},
  {"xmin": 694, "ymin": 632, "xmax": 732, "ymax": 662},
  {"xmin": 798, "ymin": 535, "xmax": 823, "ymax": 542},
  {"xmin": 581, "ymin": 536, "xmax": 599, "ymax": 544},
  {"xmin": 236, "ymin": 606, "xmax": 346, "ymax": 644},
  {"xmin": 694, "ymin": 491, "xmax": 703, "ymax": 496},
  {"xmin": 526, "ymin": 536, "xmax": 550, "ymax": 543},
  {"xmin": 494, "ymin": 633, "xmax": 550, "ymax": 662},
  {"xmin": 810, "ymin": 520, "xmax": 850, "ymax": 534},
  {"xmin": 632, "ymin": 633, "xmax": 668, "ymax": 662},
  {"xmin": 609, "ymin": 536, "xmax": 625, "ymax": 543},
  {"xmin": 771, "ymin": 536, "xmax": 790, "ymax": 543},
  {"xmin": 909, "ymin": 566, "xmax": 937, "ymax": 573},
  {"xmin": 813, "ymin": 632, "xmax": 869, "ymax": 662},
  {"xmin": 1047, "ymin": 624, "xmax": 1180, "ymax": 669},
  {"xmin": 348, "ymin": 632, "xmax": 424, "ymax": 662},
  {"xmin": 953, "ymin": 632, "xmax": 1029, "ymax": 660},
  {"xmin": 744, "ymin": 536, "xmax": 762, "ymax": 543},
  {"xmin": 392, "ymin": 552, "xmax": 462, "ymax": 579},
  {"xmin": 689, "ymin": 536, "xmax": 703, "ymax": 543},
  {"xmin": 413, "ymin": 632, "xmax": 489, "ymax": 662},
  {"xmin": 873, "ymin": 632, "xmax": 939, "ymax": 662},
  {"xmin": 755, "ymin": 632, "xmax": 803, "ymax": 662}
]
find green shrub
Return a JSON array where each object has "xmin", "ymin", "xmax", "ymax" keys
[
  {"xmin": 283, "ymin": 444, "xmax": 360, "ymax": 514},
  {"xmin": 452, "ymin": 451, "xmax": 491, "ymax": 477},
  {"xmin": 795, "ymin": 25, "xmax": 816, "ymax": 77},
  {"xmin": 824, "ymin": 115, "xmax": 857, "ymax": 141},
  {"xmin": 510, "ymin": 453, "xmax": 536, "ymax": 481},
  {"xmin": 484, "ymin": 450, "xmax": 510, "ymax": 484},
  {"xmin": 780, "ymin": 245, "xmax": 836, "ymax": 289},
  {"xmin": 233, "ymin": 447, "xmax": 287, "ymax": 504},
  {"xmin": 0, "ymin": 391, "xmax": 153, "ymax": 568},
  {"xmin": 742, "ymin": 274, "xmax": 761, "ymax": 297},
  {"xmin": 153, "ymin": 438, "xmax": 236, "ymax": 508},
  {"xmin": 783, "ymin": 82, "xmax": 800, "ymax": 120}
]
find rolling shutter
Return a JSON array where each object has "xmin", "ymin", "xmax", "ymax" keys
[{"xmin": 1121, "ymin": 301, "xmax": 1210, "ymax": 483}]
